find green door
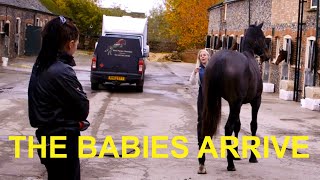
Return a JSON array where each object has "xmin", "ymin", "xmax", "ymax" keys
[{"xmin": 25, "ymin": 26, "xmax": 41, "ymax": 56}]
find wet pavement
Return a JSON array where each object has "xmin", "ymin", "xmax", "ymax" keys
[{"xmin": 0, "ymin": 51, "xmax": 319, "ymax": 179}]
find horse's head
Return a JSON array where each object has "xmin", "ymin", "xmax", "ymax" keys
[
  {"xmin": 243, "ymin": 22, "xmax": 271, "ymax": 61},
  {"xmin": 274, "ymin": 49, "xmax": 287, "ymax": 65}
]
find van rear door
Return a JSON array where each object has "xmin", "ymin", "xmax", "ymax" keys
[{"xmin": 95, "ymin": 36, "xmax": 142, "ymax": 74}]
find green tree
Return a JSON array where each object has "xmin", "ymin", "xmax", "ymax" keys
[
  {"xmin": 40, "ymin": 0, "xmax": 102, "ymax": 36},
  {"xmin": 41, "ymin": 0, "xmax": 149, "ymax": 37},
  {"xmin": 148, "ymin": 5, "xmax": 169, "ymax": 42},
  {"xmin": 102, "ymin": 6, "xmax": 126, "ymax": 17},
  {"xmin": 64, "ymin": 0, "xmax": 103, "ymax": 36}
]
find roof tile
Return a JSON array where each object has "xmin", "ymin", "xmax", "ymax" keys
[{"xmin": 0, "ymin": 0, "xmax": 52, "ymax": 14}]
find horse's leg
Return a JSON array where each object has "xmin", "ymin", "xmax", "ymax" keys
[
  {"xmin": 225, "ymin": 101, "xmax": 242, "ymax": 171},
  {"xmin": 249, "ymin": 96, "xmax": 261, "ymax": 163},
  {"xmin": 233, "ymin": 119, "xmax": 241, "ymax": 160}
]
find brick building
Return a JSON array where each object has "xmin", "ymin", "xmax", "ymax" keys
[
  {"xmin": 0, "ymin": 0, "xmax": 55, "ymax": 59},
  {"xmin": 207, "ymin": 0, "xmax": 319, "ymax": 102}
]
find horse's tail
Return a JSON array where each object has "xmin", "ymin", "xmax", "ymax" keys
[{"xmin": 202, "ymin": 64, "xmax": 222, "ymax": 138}]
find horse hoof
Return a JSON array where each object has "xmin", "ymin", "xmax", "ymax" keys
[
  {"xmin": 227, "ymin": 166, "xmax": 236, "ymax": 171},
  {"xmin": 249, "ymin": 158, "xmax": 258, "ymax": 163},
  {"xmin": 197, "ymin": 165, "xmax": 207, "ymax": 174}
]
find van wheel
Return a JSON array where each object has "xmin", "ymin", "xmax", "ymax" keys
[
  {"xmin": 136, "ymin": 79, "xmax": 144, "ymax": 92},
  {"xmin": 91, "ymin": 83, "xmax": 99, "ymax": 90}
]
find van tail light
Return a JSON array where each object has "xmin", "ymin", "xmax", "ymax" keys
[
  {"xmin": 138, "ymin": 59, "xmax": 144, "ymax": 74},
  {"xmin": 91, "ymin": 56, "xmax": 97, "ymax": 69}
]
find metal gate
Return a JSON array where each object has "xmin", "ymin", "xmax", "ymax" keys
[{"xmin": 25, "ymin": 26, "xmax": 41, "ymax": 56}]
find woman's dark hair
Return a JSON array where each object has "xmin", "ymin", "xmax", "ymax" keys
[{"xmin": 35, "ymin": 16, "xmax": 79, "ymax": 72}]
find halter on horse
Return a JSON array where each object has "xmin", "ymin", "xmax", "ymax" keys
[{"xmin": 202, "ymin": 22, "xmax": 271, "ymax": 171}]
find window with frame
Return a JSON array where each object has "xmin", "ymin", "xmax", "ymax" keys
[
  {"xmin": 0, "ymin": 20, "xmax": 4, "ymax": 33},
  {"xmin": 205, "ymin": 35, "xmax": 211, "ymax": 48},
  {"xmin": 311, "ymin": 0, "xmax": 317, "ymax": 9},
  {"xmin": 265, "ymin": 37, "xmax": 272, "ymax": 55},
  {"xmin": 213, "ymin": 35, "xmax": 218, "ymax": 49},
  {"xmin": 305, "ymin": 37, "xmax": 316, "ymax": 86},
  {"xmin": 209, "ymin": 35, "xmax": 214, "ymax": 49},
  {"xmin": 227, "ymin": 36, "xmax": 233, "ymax": 50},
  {"xmin": 283, "ymin": 38, "xmax": 292, "ymax": 63},
  {"xmin": 307, "ymin": 39, "xmax": 315, "ymax": 69},
  {"xmin": 222, "ymin": 36, "xmax": 227, "ymax": 49},
  {"xmin": 16, "ymin": 18, "xmax": 21, "ymax": 34},
  {"xmin": 281, "ymin": 37, "xmax": 292, "ymax": 80},
  {"xmin": 275, "ymin": 37, "xmax": 280, "ymax": 61},
  {"xmin": 4, "ymin": 22, "xmax": 9, "ymax": 36},
  {"xmin": 36, "ymin": 18, "xmax": 40, "ymax": 26},
  {"xmin": 238, "ymin": 36, "xmax": 244, "ymax": 52}
]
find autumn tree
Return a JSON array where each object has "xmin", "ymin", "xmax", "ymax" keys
[{"xmin": 164, "ymin": 0, "xmax": 217, "ymax": 50}]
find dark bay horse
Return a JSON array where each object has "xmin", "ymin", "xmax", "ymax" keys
[
  {"xmin": 202, "ymin": 23, "xmax": 271, "ymax": 171},
  {"xmin": 275, "ymin": 49, "xmax": 287, "ymax": 65}
]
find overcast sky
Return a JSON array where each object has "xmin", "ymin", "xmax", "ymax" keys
[{"xmin": 99, "ymin": 0, "xmax": 164, "ymax": 14}]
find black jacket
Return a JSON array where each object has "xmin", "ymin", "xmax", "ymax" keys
[{"xmin": 28, "ymin": 54, "xmax": 89, "ymax": 129}]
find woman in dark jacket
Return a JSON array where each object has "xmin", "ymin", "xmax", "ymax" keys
[
  {"xmin": 189, "ymin": 49, "xmax": 210, "ymax": 174},
  {"xmin": 28, "ymin": 16, "xmax": 89, "ymax": 180}
]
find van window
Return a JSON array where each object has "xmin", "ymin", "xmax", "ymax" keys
[{"xmin": 95, "ymin": 36, "xmax": 142, "ymax": 59}]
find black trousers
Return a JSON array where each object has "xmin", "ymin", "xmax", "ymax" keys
[
  {"xmin": 36, "ymin": 128, "xmax": 80, "ymax": 180},
  {"xmin": 197, "ymin": 87, "xmax": 205, "ymax": 165},
  {"xmin": 44, "ymin": 157, "xmax": 80, "ymax": 180}
]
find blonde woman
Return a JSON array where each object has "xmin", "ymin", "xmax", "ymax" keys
[{"xmin": 189, "ymin": 49, "xmax": 210, "ymax": 174}]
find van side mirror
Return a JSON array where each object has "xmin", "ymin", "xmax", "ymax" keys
[{"xmin": 143, "ymin": 45, "xmax": 149, "ymax": 57}]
